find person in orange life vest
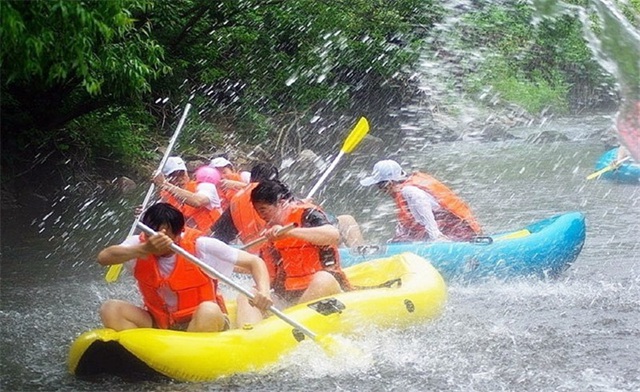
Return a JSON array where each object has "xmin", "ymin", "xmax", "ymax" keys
[
  {"xmin": 212, "ymin": 162, "xmax": 365, "ymax": 249},
  {"xmin": 212, "ymin": 162, "xmax": 279, "ymax": 246},
  {"xmin": 97, "ymin": 203, "xmax": 272, "ymax": 332},
  {"xmin": 250, "ymin": 180, "xmax": 351, "ymax": 308},
  {"xmin": 152, "ymin": 156, "xmax": 223, "ymax": 234},
  {"xmin": 209, "ymin": 157, "xmax": 251, "ymax": 209},
  {"xmin": 360, "ymin": 159, "xmax": 482, "ymax": 242}
]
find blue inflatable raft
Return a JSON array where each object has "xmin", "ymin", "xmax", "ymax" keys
[
  {"xmin": 593, "ymin": 147, "xmax": 640, "ymax": 184},
  {"xmin": 340, "ymin": 212, "xmax": 586, "ymax": 283}
]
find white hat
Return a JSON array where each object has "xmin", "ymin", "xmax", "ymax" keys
[
  {"xmin": 162, "ymin": 156, "xmax": 187, "ymax": 176},
  {"xmin": 209, "ymin": 157, "xmax": 233, "ymax": 168},
  {"xmin": 359, "ymin": 160, "xmax": 407, "ymax": 186}
]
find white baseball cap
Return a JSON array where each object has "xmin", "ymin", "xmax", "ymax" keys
[
  {"xmin": 359, "ymin": 160, "xmax": 407, "ymax": 186},
  {"xmin": 162, "ymin": 156, "xmax": 187, "ymax": 176},
  {"xmin": 209, "ymin": 157, "xmax": 233, "ymax": 168}
]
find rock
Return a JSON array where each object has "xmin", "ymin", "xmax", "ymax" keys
[
  {"xmin": 461, "ymin": 125, "xmax": 518, "ymax": 142},
  {"xmin": 114, "ymin": 176, "xmax": 136, "ymax": 194},
  {"xmin": 297, "ymin": 149, "xmax": 326, "ymax": 171}
]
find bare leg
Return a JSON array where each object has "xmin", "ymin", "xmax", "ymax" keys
[
  {"xmin": 100, "ymin": 299, "xmax": 153, "ymax": 331},
  {"xmin": 297, "ymin": 271, "xmax": 341, "ymax": 304},
  {"xmin": 187, "ymin": 301, "xmax": 226, "ymax": 332},
  {"xmin": 337, "ymin": 214, "xmax": 365, "ymax": 247},
  {"xmin": 235, "ymin": 294, "xmax": 265, "ymax": 328}
]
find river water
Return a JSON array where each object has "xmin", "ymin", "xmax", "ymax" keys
[{"xmin": 1, "ymin": 112, "xmax": 639, "ymax": 391}]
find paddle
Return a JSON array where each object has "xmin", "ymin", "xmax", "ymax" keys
[
  {"xmin": 105, "ymin": 103, "xmax": 193, "ymax": 283},
  {"xmin": 306, "ymin": 117, "xmax": 370, "ymax": 199},
  {"xmin": 240, "ymin": 223, "xmax": 297, "ymax": 251},
  {"xmin": 586, "ymin": 156, "xmax": 631, "ymax": 180},
  {"xmin": 136, "ymin": 222, "xmax": 323, "ymax": 343}
]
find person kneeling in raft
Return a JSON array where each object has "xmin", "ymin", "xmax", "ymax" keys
[{"xmin": 360, "ymin": 159, "xmax": 482, "ymax": 242}]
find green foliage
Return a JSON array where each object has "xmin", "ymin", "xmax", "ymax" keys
[
  {"xmin": 148, "ymin": 0, "xmax": 443, "ymax": 114},
  {"xmin": 237, "ymin": 109, "xmax": 272, "ymax": 143},
  {"xmin": 456, "ymin": 1, "xmax": 610, "ymax": 114},
  {"xmin": 177, "ymin": 114, "xmax": 226, "ymax": 158},
  {"xmin": 1, "ymin": 0, "xmax": 167, "ymax": 97},
  {"xmin": 470, "ymin": 58, "xmax": 570, "ymax": 113},
  {"xmin": 618, "ymin": 0, "xmax": 640, "ymax": 27},
  {"xmin": 63, "ymin": 106, "xmax": 154, "ymax": 169},
  {"xmin": 3, "ymin": 0, "xmax": 630, "ymax": 186},
  {"xmin": 1, "ymin": 0, "xmax": 443, "ymax": 180}
]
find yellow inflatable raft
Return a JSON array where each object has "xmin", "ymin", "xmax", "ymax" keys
[{"xmin": 69, "ymin": 252, "xmax": 447, "ymax": 381}]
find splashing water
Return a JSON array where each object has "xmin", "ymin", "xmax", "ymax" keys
[{"xmin": 533, "ymin": 0, "xmax": 640, "ymax": 161}]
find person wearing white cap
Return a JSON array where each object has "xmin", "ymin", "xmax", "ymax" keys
[
  {"xmin": 153, "ymin": 156, "xmax": 223, "ymax": 234},
  {"xmin": 360, "ymin": 159, "xmax": 482, "ymax": 242},
  {"xmin": 209, "ymin": 157, "xmax": 251, "ymax": 209}
]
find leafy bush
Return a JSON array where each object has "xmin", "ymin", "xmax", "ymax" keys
[
  {"xmin": 64, "ymin": 106, "xmax": 154, "ymax": 170},
  {"xmin": 457, "ymin": 1, "xmax": 612, "ymax": 114},
  {"xmin": 470, "ymin": 58, "xmax": 570, "ymax": 113}
]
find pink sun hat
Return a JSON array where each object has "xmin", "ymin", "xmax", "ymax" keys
[{"xmin": 194, "ymin": 166, "xmax": 222, "ymax": 185}]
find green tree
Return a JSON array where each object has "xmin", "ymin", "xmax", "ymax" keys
[
  {"xmin": 456, "ymin": 1, "xmax": 614, "ymax": 114},
  {"xmin": 1, "ymin": 0, "xmax": 168, "ymax": 173},
  {"xmin": 145, "ymin": 0, "xmax": 442, "ymax": 132},
  {"xmin": 2, "ymin": 0, "xmax": 442, "ymax": 183}
]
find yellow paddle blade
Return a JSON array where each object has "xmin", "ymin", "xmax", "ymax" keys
[
  {"xmin": 586, "ymin": 157, "xmax": 631, "ymax": 180},
  {"xmin": 494, "ymin": 229, "xmax": 530, "ymax": 241},
  {"xmin": 341, "ymin": 117, "xmax": 370, "ymax": 154},
  {"xmin": 586, "ymin": 164, "xmax": 616, "ymax": 180},
  {"xmin": 104, "ymin": 264, "xmax": 123, "ymax": 283}
]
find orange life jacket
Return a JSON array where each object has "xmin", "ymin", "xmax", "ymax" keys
[
  {"xmin": 161, "ymin": 180, "xmax": 222, "ymax": 234},
  {"xmin": 217, "ymin": 172, "xmax": 243, "ymax": 210},
  {"xmin": 229, "ymin": 182, "xmax": 266, "ymax": 244},
  {"xmin": 392, "ymin": 172, "xmax": 482, "ymax": 241},
  {"xmin": 133, "ymin": 228, "xmax": 227, "ymax": 329},
  {"xmin": 259, "ymin": 202, "xmax": 349, "ymax": 294}
]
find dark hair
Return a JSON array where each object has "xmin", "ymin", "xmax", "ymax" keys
[
  {"xmin": 250, "ymin": 162, "xmax": 279, "ymax": 183},
  {"xmin": 251, "ymin": 180, "xmax": 293, "ymax": 205},
  {"xmin": 141, "ymin": 202, "xmax": 185, "ymax": 234}
]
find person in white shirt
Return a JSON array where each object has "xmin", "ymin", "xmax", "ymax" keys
[
  {"xmin": 360, "ymin": 160, "xmax": 482, "ymax": 242},
  {"xmin": 152, "ymin": 156, "xmax": 223, "ymax": 234},
  {"xmin": 97, "ymin": 203, "xmax": 272, "ymax": 332}
]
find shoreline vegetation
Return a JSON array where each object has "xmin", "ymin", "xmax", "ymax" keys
[{"xmin": 2, "ymin": 1, "xmax": 638, "ymax": 207}]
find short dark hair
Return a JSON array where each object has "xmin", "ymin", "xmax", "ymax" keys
[
  {"xmin": 250, "ymin": 162, "xmax": 279, "ymax": 183},
  {"xmin": 141, "ymin": 202, "xmax": 185, "ymax": 234},
  {"xmin": 251, "ymin": 180, "xmax": 293, "ymax": 205}
]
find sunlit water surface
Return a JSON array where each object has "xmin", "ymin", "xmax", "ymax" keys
[{"xmin": 1, "ymin": 112, "xmax": 639, "ymax": 391}]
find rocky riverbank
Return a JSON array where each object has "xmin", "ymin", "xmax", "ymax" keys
[{"xmin": 1, "ymin": 106, "xmax": 617, "ymax": 211}]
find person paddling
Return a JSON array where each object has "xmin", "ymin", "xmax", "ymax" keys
[
  {"xmin": 212, "ymin": 162, "xmax": 366, "ymax": 248},
  {"xmin": 248, "ymin": 180, "xmax": 351, "ymax": 312},
  {"xmin": 360, "ymin": 159, "xmax": 482, "ymax": 242},
  {"xmin": 209, "ymin": 157, "xmax": 251, "ymax": 209},
  {"xmin": 212, "ymin": 162, "xmax": 278, "ymax": 246},
  {"xmin": 97, "ymin": 203, "xmax": 272, "ymax": 332},
  {"xmin": 153, "ymin": 156, "xmax": 223, "ymax": 234}
]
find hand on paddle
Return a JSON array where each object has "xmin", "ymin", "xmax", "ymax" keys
[
  {"xmin": 152, "ymin": 172, "xmax": 166, "ymax": 187},
  {"xmin": 142, "ymin": 229, "xmax": 174, "ymax": 256},
  {"xmin": 248, "ymin": 289, "xmax": 273, "ymax": 311},
  {"xmin": 262, "ymin": 225, "xmax": 291, "ymax": 242}
]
